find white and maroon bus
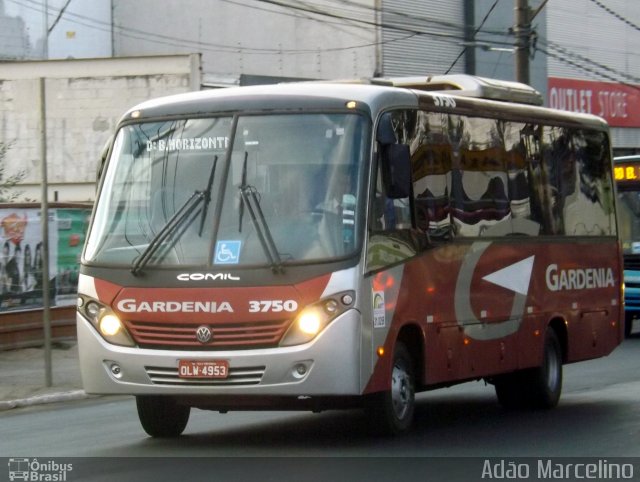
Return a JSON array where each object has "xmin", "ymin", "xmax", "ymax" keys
[{"xmin": 77, "ymin": 75, "xmax": 623, "ymax": 437}]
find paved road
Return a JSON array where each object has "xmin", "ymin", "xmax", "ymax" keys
[{"xmin": 2, "ymin": 337, "xmax": 639, "ymax": 459}]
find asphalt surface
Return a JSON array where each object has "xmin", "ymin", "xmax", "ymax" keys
[
  {"xmin": 2, "ymin": 331, "xmax": 637, "ymax": 411},
  {"xmin": 0, "ymin": 342, "xmax": 90, "ymax": 411}
]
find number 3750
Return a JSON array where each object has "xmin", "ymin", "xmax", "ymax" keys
[{"xmin": 248, "ymin": 300, "xmax": 298, "ymax": 313}]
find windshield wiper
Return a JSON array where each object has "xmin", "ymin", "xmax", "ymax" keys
[
  {"xmin": 239, "ymin": 184, "xmax": 284, "ymax": 273},
  {"xmin": 131, "ymin": 190, "xmax": 205, "ymax": 276},
  {"xmin": 132, "ymin": 155, "xmax": 220, "ymax": 276},
  {"xmin": 199, "ymin": 155, "xmax": 219, "ymax": 236}
]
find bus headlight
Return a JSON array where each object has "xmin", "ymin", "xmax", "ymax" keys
[
  {"xmin": 298, "ymin": 309, "xmax": 323, "ymax": 336},
  {"xmin": 78, "ymin": 296, "xmax": 135, "ymax": 347},
  {"xmin": 280, "ymin": 291, "xmax": 355, "ymax": 346},
  {"xmin": 99, "ymin": 314, "xmax": 123, "ymax": 337}
]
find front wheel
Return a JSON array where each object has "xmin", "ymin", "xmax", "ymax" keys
[
  {"xmin": 136, "ymin": 395, "xmax": 190, "ymax": 437},
  {"xmin": 365, "ymin": 341, "xmax": 416, "ymax": 435}
]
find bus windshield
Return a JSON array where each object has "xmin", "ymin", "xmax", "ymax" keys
[{"xmin": 84, "ymin": 113, "xmax": 367, "ymax": 268}]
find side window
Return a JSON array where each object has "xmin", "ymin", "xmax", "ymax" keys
[
  {"xmin": 414, "ymin": 114, "xmax": 532, "ymax": 239},
  {"xmin": 539, "ymin": 125, "xmax": 573, "ymax": 234},
  {"xmin": 450, "ymin": 116, "xmax": 510, "ymax": 237},
  {"xmin": 412, "ymin": 111, "xmax": 453, "ymax": 240},
  {"xmin": 524, "ymin": 125, "xmax": 614, "ymax": 236},
  {"xmin": 561, "ymin": 130, "xmax": 615, "ymax": 235},
  {"xmin": 505, "ymin": 122, "xmax": 540, "ymax": 236}
]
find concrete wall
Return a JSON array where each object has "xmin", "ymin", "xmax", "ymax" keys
[{"xmin": 0, "ymin": 54, "xmax": 201, "ymax": 202}]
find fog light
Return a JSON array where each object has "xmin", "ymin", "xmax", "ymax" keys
[
  {"xmin": 110, "ymin": 363, "xmax": 122, "ymax": 378},
  {"xmin": 292, "ymin": 363, "xmax": 310, "ymax": 379}
]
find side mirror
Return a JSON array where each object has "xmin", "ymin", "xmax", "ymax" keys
[
  {"xmin": 377, "ymin": 112, "xmax": 411, "ymax": 198},
  {"xmin": 381, "ymin": 143, "xmax": 411, "ymax": 199},
  {"xmin": 376, "ymin": 112, "xmax": 397, "ymax": 145}
]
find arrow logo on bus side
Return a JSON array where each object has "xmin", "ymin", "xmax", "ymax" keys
[
  {"xmin": 482, "ymin": 255, "xmax": 535, "ymax": 295},
  {"xmin": 454, "ymin": 242, "xmax": 534, "ymax": 341}
]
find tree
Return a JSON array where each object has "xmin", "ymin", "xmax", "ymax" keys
[{"xmin": 0, "ymin": 141, "xmax": 27, "ymax": 202}]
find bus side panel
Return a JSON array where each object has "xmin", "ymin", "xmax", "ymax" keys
[
  {"xmin": 528, "ymin": 241, "xmax": 622, "ymax": 363},
  {"xmin": 362, "ymin": 238, "xmax": 622, "ymax": 394}
]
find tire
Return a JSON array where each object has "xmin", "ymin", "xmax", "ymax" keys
[
  {"xmin": 495, "ymin": 329, "xmax": 562, "ymax": 410},
  {"xmin": 527, "ymin": 329, "xmax": 563, "ymax": 408},
  {"xmin": 136, "ymin": 395, "xmax": 190, "ymax": 438},
  {"xmin": 365, "ymin": 341, "xmax": 416, "ymax": 435}
]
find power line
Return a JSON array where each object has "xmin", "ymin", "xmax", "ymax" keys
[
  {"xmin": 250, "ymin": 0, "xmax": 497, "ymax": 43},
  {"xmin": 47, "ymin": 0, "xmax": 72, "ymax": 34},
  {"xmin": 9, "ymin": 0, "xmax": 520, "ymax": 60},
  {"xmin": 269, "ymin": 0, "xmax": 495, "ymax": 35},
  {"xmin": 8, "ymin": 0, "xmax": 375, "ymax": 55},
  {"xmin": 220, "ymin": 0, "xmax": 374, "ymax": 46},
  {"xmin": 10, "ymin": 0, "xmax": 506, "ymax": 57},
  {"xmin": 250, "ymin": 0, "xmax": 516, "ymax": 56},
  {"xmin": 5, "ymin": 0, "xmax": 640, "ymax": 88},
  {"xmin": 445, "ymin": 0, "xmax": 501, "ymax": 74},
  {"xmin": 535, "ymin": 43, "xmax": 640, "ymax": 92},
  {"xmin": 540, "ymin": 38, "xmax": 640, "ymax": 84},
  {"xmin": 588, "ymin": 0, "xmax": 640, "ymax": 33}
]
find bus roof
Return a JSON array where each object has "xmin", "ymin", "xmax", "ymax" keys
[
  {"xmin": 614, "ymin": 155, "xmax": 640, "ymax": 162},
  {"xmin": 119, "ymin": 78, "xmax": 610, "ymax": 132}
]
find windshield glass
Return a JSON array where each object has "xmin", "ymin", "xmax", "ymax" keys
[
  {"xmin": 84, "ymin": 113, "xmax": 367, "ymax": 268},
  {"xmin": 617, "ymin": 187, "xmax": 640, "ymax": 255}
]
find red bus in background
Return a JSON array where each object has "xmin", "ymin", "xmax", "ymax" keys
[{"xmin": 77, "ymin": 75, "xmax": 623, "ymax": 437}]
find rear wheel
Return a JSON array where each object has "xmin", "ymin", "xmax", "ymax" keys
[
  {"xmin": 527, "ymin": 329, "xmax": 563, "ymax": 408},
  {"xmin": 495, "ymin": 329, "xmax": 563, "ymax": 409},
  {"xmin": 136, "ymin": 395, "xmax": 190, "ymax": 437},
  {"xmin": 365, "ymin": 341, "xmax": 415, "ymax": 435}
]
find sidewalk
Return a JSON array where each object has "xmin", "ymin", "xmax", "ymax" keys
[{"xmin": 0, "ymin": 342, "xmax": 90, "ymax": 411}]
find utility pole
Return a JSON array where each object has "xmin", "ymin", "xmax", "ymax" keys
[
  {"xmin": 42, "ymin": 0, "xmax": 48, "ymax": 59},
  {"xmin": 40, "ymin": 77, "xmax": 52, "ymax": 388},
  {"xmin": 514, "ymin": 0, "xmax": 530, "ymax": 84}
]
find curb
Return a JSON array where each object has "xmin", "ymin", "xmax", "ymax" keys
[{"xmin": 0, "ymin": 390, "xmax": 91, "ymax": 411}]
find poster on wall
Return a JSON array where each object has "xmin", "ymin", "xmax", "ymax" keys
[{"xmin": 0, "ymin": 207, "xmax": 91, "ymax": 313}]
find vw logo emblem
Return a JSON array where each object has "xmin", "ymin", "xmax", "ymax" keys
[{"xmin": 196, "ymin": 326, "xmax": 212, "ymax": 344}]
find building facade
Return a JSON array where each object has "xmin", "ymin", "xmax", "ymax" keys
[
  {"xmin": 0, "ymin": 55, "xmax": 201, "ymax": 201},
  {"xmin": 0, "ymin": 0, "xmax": 638, "ymax": 200}
]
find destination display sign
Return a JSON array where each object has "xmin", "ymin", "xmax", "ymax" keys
[{"xmin": 614, "ymin": 163, "xmax": 640, "ymax": 182}]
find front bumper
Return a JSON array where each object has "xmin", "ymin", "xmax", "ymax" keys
[{"xmin": 77, "ymin": 309, "xmax": 363, "ymax": 398}]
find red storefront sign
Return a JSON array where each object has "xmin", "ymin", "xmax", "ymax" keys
[{"xmin": 547, "ymin": 77, "xmax": 640, "ymax": 128}]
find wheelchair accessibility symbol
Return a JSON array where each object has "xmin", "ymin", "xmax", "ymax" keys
[{"xmin": 214, "ymin": 240, "xmax": 242, "ymax": 264}]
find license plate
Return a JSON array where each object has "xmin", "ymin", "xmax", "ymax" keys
[{"xmin": 178, "ymin": 360, "xmax": 229, "ymax": 379}]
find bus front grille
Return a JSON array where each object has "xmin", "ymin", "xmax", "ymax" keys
[
  {"xmin": 145, "ymin": 365, "xmax": 265, "ymax": 386},
  {"xmin": 124, "ymin": 319, "xmax": 291, "ymax": 350}
]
